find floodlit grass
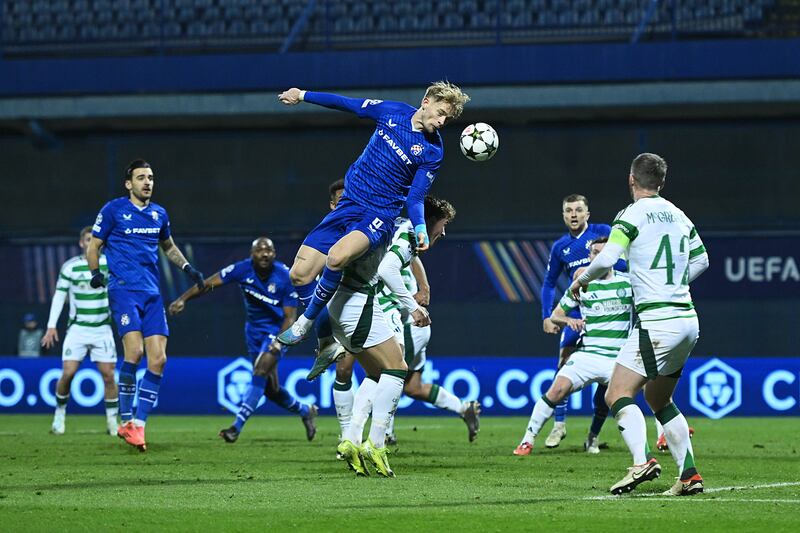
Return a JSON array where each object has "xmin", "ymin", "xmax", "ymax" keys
[{"xmin": 1, "ymin": 415, "xmax": 798, "ymax": 531}]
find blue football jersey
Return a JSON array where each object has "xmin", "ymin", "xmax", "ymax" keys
[
  {"xmin": 220, "ymin": 258, "xmax": 298, "ymax": 334},
  {"xmin": 541, "ymin": 223, "xmax": 627, "ymax": 319},
  {"xmin": 304, "ymin": 92, "xmax": 443, "ymax": 226},
  {"xmin": 92, "ymin": 197, "xmax": 171, "ymax": 293}
]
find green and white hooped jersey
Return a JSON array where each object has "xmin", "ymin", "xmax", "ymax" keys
[
  {"xmin": 377, "ymin": 219, "xmax": 417, "ymax": 316},
  {"xmin": 56, "ymin": 255, "xmax": 112, "ymax": 328},
  {"xmin": 559, "ymin": 272, "xmax": 633, "ymax": 358},
  {"xmin": 612, "ymin": 196, "xmax": 705, "ymax": 321}
]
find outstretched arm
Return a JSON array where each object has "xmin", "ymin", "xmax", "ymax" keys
[
  {"xmin": 278, "ymin": 89, "xmax": 391, "ymax": 119},
  {"xmin": 168, "ymin": 272, "xmax": 224, "ymax": 315}
]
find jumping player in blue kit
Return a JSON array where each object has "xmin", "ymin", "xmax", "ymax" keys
[
  {"xmin": 168, "ymin": 237, "xmax": 318, "ymax": 443},
  {"xmin": 274, "ymin": 83, "xmax": 470, "ymax": 351},
  {"xmin": 87, "ymin": 160, "xmax": 205, "ymax": 452},
  {"xmin": 539, "ymin": 194, "xmax": 626, "ymax": 453}
]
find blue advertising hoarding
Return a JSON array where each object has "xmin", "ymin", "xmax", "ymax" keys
[{"xmin": 1, "ymin": 356, "xmax": 798, "ymax": 418}]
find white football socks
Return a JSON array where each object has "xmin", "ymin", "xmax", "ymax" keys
[
  {"xmin": 615, "ymin": 403, "xmax": 649, "ymax": 465},
  {"xmin": 368, "ymin": 373, "xmax": 405, "ymax": 448},
  {"xmin": 433, "ymin": 387, "xmax": 464, "ymax": 415},
  {"xmin": 333, "ymin": 382, "xmax": 355, "ymax": 438},
  {"xmin": 344, "ymin": 377, "xmax": 378, "ymax": 446},
  {"xmin": 522, "ymin": 397, "xmax": 555, "ymax": 444}
]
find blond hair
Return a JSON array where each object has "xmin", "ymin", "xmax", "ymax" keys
[{"xmin": 424, "ymin": 81, "xmax": 470, "ymax": 119}]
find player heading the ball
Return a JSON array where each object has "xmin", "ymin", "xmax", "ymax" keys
[{"xmin": 275, "ymin": 82, "xmax": 470, "ymax": 349}]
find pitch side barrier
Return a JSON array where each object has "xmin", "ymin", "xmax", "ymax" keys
[{"xmin": 1, "ymin": 356, "xmax": 798, "ymax": 418}]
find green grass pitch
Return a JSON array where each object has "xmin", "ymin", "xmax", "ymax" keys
[{"xmin": 1, "ymin": 415, "xmax": 798, "ymax": 531}]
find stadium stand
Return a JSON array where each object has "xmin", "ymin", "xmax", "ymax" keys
[{"xmin": 0, "ymin": 0, "xmax": 791, "ymax": 56}]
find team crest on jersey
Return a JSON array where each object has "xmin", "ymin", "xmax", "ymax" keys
[
  {"xmin": 616, "ymin": 288, "xmax": 627, "ymax": 298},
  {"xmin": 120, "ymin": 314, "xmax": 130, "ymax": 326},
  {"xmin": 268, "ymin": 283, "xmax": 276, "ymax": 293},
  {"xmin": 585, "ymin": 241, "xmax": 591, "ymax": 249},
  {"xmin": 410, "ymin": 144, "xmax": 424, "ymax": 156},
  {"xmin": 151, "ymin": 211, "xmax": 159, "ymax": 221}
]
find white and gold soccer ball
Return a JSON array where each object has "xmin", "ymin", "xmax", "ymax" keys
[{"xmin": 459, "ymin": 122, "xmax": 499, "ymax": 162}]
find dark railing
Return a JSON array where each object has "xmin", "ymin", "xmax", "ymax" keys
[{"xmin": 0, "ymin": 0, "xmax": 796, "ymax": 58}]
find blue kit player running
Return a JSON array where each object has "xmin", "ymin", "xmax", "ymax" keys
[
  {"xmin": 168, "ymin": 237, "xmax": 318, "ymax": 443},
  {"xmin": 540, "ymin": 194, "xmax": 626, "ymax": 452},
  {"xmin": 275, "ymin": 82, "xmax": 470, "ymax": 348},
  {"xmin": 87, "ymin": 159, "xmax": 205, "ymax": 452}
]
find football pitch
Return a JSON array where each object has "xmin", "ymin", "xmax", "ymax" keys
[{"xmin": 1, "ymin": 415, "xmax": 798, "ymax": 532}]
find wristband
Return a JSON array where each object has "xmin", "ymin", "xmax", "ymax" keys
[{"xmin": 414, "ymin": 224, "xmax": 429, "ymax": 245}]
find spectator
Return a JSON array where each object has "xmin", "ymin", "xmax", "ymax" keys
[{"xmin": 18, "ymin": 312, "xmax": 44, "ymax": 357}]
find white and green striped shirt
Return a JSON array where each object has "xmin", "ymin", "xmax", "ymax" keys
[
  {"xmin": 558, "ymin": 272, "xmax": 633, "ymax": 358},
  {"xmin": 378, "ymin": 219, "xmax": 417, "ymax": 315},
  {"xmin": 52, "ymin": 255, "xmax": 112, "ymax": 328}
]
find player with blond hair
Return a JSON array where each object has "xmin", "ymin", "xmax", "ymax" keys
[{"xmin": 275, "ymin": 82, "xmax": 470, "ymax": 351}]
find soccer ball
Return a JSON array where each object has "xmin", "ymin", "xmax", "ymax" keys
[{"xmin": 459, "ymin": 123, "xmax": 499, "ymax": 162}]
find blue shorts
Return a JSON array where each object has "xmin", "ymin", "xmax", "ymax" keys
[
  {"xmin": 245, "ymin": 325, "xmax": 287, "ymax": 360},
  {"xmin": 108, "ymin": 289, "xmax": 169, "ymax": 338},
  {"xmin": 559, "ymin": 307, "xmax": 583, "ymax": 349},
  {"xmin": 303, "ymin": 197, "xmax": 396, "ymax": 254}
]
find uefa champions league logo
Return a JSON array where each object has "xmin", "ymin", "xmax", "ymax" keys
[
  {"xmin": 217, "ymin": 358, "xmax": 264, "ymax": 414},
  {"xmin": 689, "ymin": 358, "xmax": 742, "ymax": 419}
]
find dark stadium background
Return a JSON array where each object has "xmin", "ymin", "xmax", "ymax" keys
[{"xmin": 2, "ymin": 0, "xmax": 799, "ymax": 358}]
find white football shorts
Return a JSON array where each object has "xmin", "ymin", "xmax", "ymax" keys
[
  {"xmin": 62, "ymin": 325, "xmax": 117, "ymax": 363},
  {"xmin": 615, "ymin": 316, "xmax": 700, "ymax": 379}
]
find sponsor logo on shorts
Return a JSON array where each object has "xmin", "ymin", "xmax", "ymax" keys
[
  {"xmin": 120, "ymin": 314, "xmax": 130, "ymax": 326},
  {"xmin": 689, "ymin": 358, "xmax": 741, "ymax": 419}
]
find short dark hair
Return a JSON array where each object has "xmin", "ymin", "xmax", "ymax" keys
[
  {"xmin": 590, "ymin": 235, "xmax": 609, "ymax": 247},
  {"xmin": 79, "ymin": 226, "xmax": 92, "ymax": 239},
  {"xmin": 631, "ymin": 153, "xmax": 667, "ymax": 190},
  {"xmin": 328, "ymin": 179, "xmax": 345, "ymax": 200},
  {"xmin": 562, "ymin": 194, "xmax": 588, "ymax": 209},
  {"xmin": 424, "ymin": 196, "xmax": 456, "ymax": 224},
  {"xmin": 125, "ymin": 159, "xmax": 151, "ymax": 180}
]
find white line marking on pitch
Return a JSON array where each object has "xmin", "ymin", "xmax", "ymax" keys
[{"xmin": 585, "ymin": 481, "xmax": 800, "ymax": 501}]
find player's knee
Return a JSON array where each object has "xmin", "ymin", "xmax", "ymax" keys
[
  {"xmin": 289, "ymin": 265, "xmax": 313, "ymax": 286},
  {"xmin": 404, "ymin": 382, "xmax": 423, "ymax": 400},
  {"xmin": 60, "ymin": 368, "xmax": 77, "ymax": 382},
  {"xmin": 148, "ymin": 353, "xmax": 167, "ymax": 373},
  {"xmin": 325, "ymin": 252, "xmax": 348, "ymax": 271},
  {"xmin": 100, "ymin": 369, "xmax": 115, "ymax": 385}
]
